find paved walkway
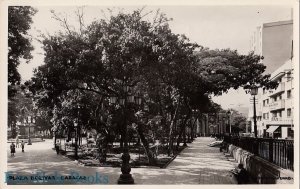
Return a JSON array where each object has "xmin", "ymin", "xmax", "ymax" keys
[
  {"xmin": 133, "ymin": 137, "xmax": 238, "ymax": 184},
  {"xmin": 6, "ymin": 137, "xmax": 238, "ymax": 184}
]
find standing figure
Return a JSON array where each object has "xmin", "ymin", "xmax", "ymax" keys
[
  {"xmin": 10, "ymin": 142, "xmax": 16, "ymax": 157},
  {"xmin": 55, "ymin": 140, "xmax": 60, "ymax": 155},
  {"xmin": 21, "ymin": 140, "xmax": 25, "ymax": 152}
]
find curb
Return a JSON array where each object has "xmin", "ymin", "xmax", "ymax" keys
[{"xmin": 161, "ymin": 145, "xmax": 187, "ymax": 169}]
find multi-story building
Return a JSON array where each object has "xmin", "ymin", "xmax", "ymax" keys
[
  {"xmin": 248, "ymin": 20, "xmax": 294, "ymax": 139},
  {"xmin": 250, "ymin": 20, "xmax": 293, "ymax": 74},
  {"xmin": 249, "ymin": 59, "xmax": 294, "ymax": 139}
]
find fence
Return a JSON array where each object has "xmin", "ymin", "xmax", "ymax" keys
[{"xmin": 223, "ymin": 135, "xmax": 294, "ymax": 171}]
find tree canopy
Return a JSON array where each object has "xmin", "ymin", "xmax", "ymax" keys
[
  {"xmin": 28, "ymin": 8, "xmax": 277, "ymax": 160},
  {"xmin": 8, "ymin": 6, "xmax": 37, "ymax": 137},
  {"xmin": 8, "ymin": 6, "xmax": 37, "ymax": 87}
]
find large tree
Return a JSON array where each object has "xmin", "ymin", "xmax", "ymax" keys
[
  {"xmin": 8, "ymin": 6, "xmax": 37, "ymax": 88},
  {"xmin": 30, "ymin": 8, "xmax": 277, "ymax": 162},
  {"xmin": 31, "ymin": 9, "xmax": 199, "ymax": 162},
  {"xmin": 8, "ymin": 6, "xmax": 37, "ymax": 135}
]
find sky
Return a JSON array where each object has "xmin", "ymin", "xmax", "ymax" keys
[{"xmin": 17, "ymin": 5, "xmax": 293, "ymax": 111}]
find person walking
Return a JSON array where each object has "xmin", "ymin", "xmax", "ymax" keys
[
  {"xmin": 10, "ymin": 142, "xmax": 16, "ymax": 157},
  {"xmin": 21, "ymin": 140, "xmax": 25, "ymax": 152}
]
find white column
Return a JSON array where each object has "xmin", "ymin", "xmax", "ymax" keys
[{"xmin": 281, "ymin": 127, "xmax": 288, "ymax": 139}]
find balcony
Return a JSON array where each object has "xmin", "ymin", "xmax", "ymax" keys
[
  {"xmin": 269, "ymin": 83, "xmax": 285, "ymax": 97},
  {"xmin": 265, "ymin": 117, "xmax": 293, "ymax": 125},
  {"xmin": 269, "ymin": 100, "xmax": 285, "ymax": 111}
]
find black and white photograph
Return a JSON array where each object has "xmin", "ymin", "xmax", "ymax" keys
[{"xmin": 0, "ymin": 0, "xmax": 298, "ymax": 187}]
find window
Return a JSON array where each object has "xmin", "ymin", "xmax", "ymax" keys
[
  {"xmin": 286, "ymin": 72, "xmax": 292, "ymax": 81},
  {"xmin": 266, "ymin": 99, "xmax": 269, "ymax": 104},
  {"xmin": 263, "ymin": 113, "xmax": 269, "ymax": 120},
  {"xmin": 263, "ymin": 88, "xmax": 266, "ymax": 94},
  {"xmin": 278, "ymin": 111, "xmax": 282, "ymax": 117},
  {"xmin": 287, "ymin": 109, "xmax": 292, "ymax": 117},
  {"xmin": 279, "ymin": 95, "xmax": 282, "ymax": 100},
  {"xmin": 287, "ymin": 90, "xmax": 292, "ymax": 98},
  {"xmin": 263, "ymin": 100, "xmax": 266, "ymax": 107}
]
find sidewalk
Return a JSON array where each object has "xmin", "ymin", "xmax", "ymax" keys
[
  {"xmin": 132, "ymin": 137, "xmax": 238, "ymax": 184},
  {"xmin": 7, "ymin": 137, "xmax": 238, "ymax": 184}
]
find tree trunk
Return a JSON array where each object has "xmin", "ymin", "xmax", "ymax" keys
[
  {"xmin": 136, "ymin": 138, "xmax": 140, "ymax": 146},
  {"xmin": 120, "ymin": 134, "xmax": 124, "ymax": 150},
  {"xmin": 176, "ymin": 114, "xmax": 190, "ymax": 149},
  {"xmin": 98, "ymin": 137, "xmax": 108, "ymax": 163},
  {"xmin": 54, "ymin": 132, "xmax": 57, "ymax": 148},
  {"xmin": 136, "ymin": 123, "xmax": 156, "ymax": 165},
  {"xmin": 191, "ymin": 117, "xmax": 197, "ymax": 139},
  {"xmin": 168, "ymin": 100, "xmax": 180, "ymax": 156},
  {"xmin": 183, "ymin": 126, "xmax": 187, "ymax": 146}
]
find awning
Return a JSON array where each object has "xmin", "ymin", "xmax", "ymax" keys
[{"xmin": 266, "ymin": 126, "xmax": 279, "ymax": 133}]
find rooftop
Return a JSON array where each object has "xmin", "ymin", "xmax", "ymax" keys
[{"xmin": 263, "ymin": 20, "xmax": 293, "ymax": 28}]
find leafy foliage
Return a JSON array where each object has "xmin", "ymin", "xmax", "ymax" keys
[
  {"xmin": 8, "ymin": 7, "xmax": 37, "ymax": 135},
  {"xmin": 28, "ymin": 8, "xmax": 277, "ymax": 161},
  {"xmin": 8, "ymin": 6, "xmax": 37, "ymax": 87}
]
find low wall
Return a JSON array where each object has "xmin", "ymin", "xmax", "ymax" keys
[{"xmin": 228, "ymin": 144, "xmax": 294, "ymax": 184}]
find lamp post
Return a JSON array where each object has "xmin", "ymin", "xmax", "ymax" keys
[
  {"xmin": 110, "ymin": 85, "xmax": 142, "ymax": 184},
  {"xmin": 250, "ymin": 87, "xmax": 258, "ymax": 138},
  {"xmin": 27, "ymin": 116, "xmax": 32, "ymax": 145},
  {"xmin": 73, "ymin": 119, "xmax": 78, "ymax": 160},
  {"xmin": 227, "ymin": 110, "xmax": 233, "ymax": 135},
  {"xmin": 222, "ymin": 117, "xmax": 225, "ymax": 135},
  {"xmin": 206, "ymin": 114, "xmax": 209, "ymax": 136}
]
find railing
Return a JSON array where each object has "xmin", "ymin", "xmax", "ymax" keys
[
  {"xmin": 269, "ymin": 100, "xmax": 285, "ymax": 111},
  {"xmin": 223, "ymin": 135, "xmax": 294, "ymax": 171},
  {"xmin": 268, "ymin": 83, "xmax": 285, "ymax": 97},
  {"xmin": 265, "ymin": 117, "xmax": 293, "ymax": 125}
]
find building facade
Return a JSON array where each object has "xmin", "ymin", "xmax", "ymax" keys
[
  {"xmin": 249, "ymin": 59, "xmax": 294, "ymax": 139},
  {"xmin": 248, "ymin": 20, "xmax": 294, "ymax": 139},
  {"xmin": 196, "ymin": 112, "xmax": 231, "ymax": 136},
  {"xmin": 250, "ymin": 20, "xmax": 293, "ymax": 74}
]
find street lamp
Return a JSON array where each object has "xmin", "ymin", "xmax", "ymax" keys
[
  {"xmin": 110, "ymin": 85, "xmax": 142, "ymax": 184},
  {"xmin": 227, "ymin": 110, "xmax": 233, "ymax": 135},
  {"xmin": 27, "ymin": 116, "xmax": 32, "ymax": 145},
  {"xmin": 73, "ymin": 119, "xmax": 78, "ymax": 160},
  {"xmin": 250, "ymin": 87, "xmax": 258, "ymax": 138}
]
